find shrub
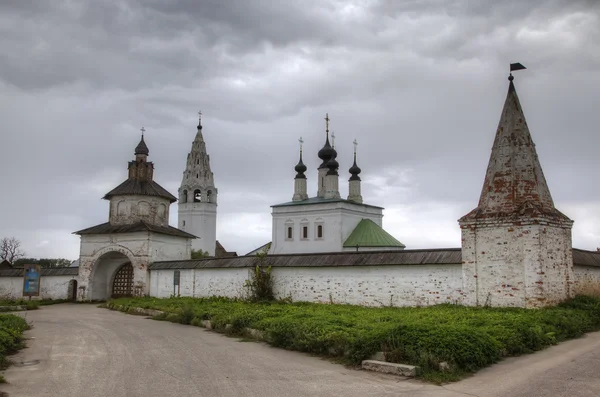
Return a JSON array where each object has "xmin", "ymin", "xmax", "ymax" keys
[{"xmin": 244, "ymin": 253, "xmax": 274, "ymax": 302}]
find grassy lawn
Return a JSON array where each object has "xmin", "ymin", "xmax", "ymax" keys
[
  {"xmin": 0, "ymin": 314, "xmax": 29, "ymax": 370},
  {"xmin": 107, "ymin": 295, "xmax": 600, "ymax": 383}
]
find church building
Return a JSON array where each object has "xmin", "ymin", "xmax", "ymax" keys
[{"xmin": 268, "ymin": 114, "xmax": 405, "ymax": 254}]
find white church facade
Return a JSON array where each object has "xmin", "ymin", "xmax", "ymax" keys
[
  {"xmin": 2, "ymin": 70, "xmax": 600, "ymax": 308},
  {"xmin": 269, "ymin": 115, "xmax": 404, "ymax": 254}
]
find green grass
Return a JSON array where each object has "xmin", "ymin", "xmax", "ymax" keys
[
  {"xmin": 0, "ymin": 313, "xmax": 29, "ymax": 383},
  {"xmin": 107, "ymin": 295, "xmax": 600, "ymax": 383}
]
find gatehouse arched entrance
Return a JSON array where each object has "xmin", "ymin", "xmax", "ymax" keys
[{"xmin": 90, "ymin": 251, "xmax": 135, "ymax": 300}]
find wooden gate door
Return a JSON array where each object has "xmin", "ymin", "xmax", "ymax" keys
[{"xmin": 112, "ymin": 263, "xmax": 134, "ymax": 298}]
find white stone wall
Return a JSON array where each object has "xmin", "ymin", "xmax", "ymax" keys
[
  {"xmin": 461, "ymin": 222, "xmax": 573, "ymax": 308},
  {"xmin": 150, "ymin": 268, "xmax": 248, "ymax": 298},
  {"xmin": 109, "ymin": 195, "xmax": 171, "ymax": 226},
  {"xmin": 0, "ymin": 275, "xmax": 76, "ymax": 300},
  {"xmin": 270, "ymin": 201, "xmax": 383, "ymax": 254},
  {"xmin": 573, "ymin": 265, "xmax": 600, "ymax": 296},
  {"xmin": 149, "ymin": 264, "xmax": 463, "ymax": 307}
]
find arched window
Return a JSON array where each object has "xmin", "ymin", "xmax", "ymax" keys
[
  {"xmin": 117, "ymin": 201, "xmax": 127, "ymax": 216},
  {"xmin": 181, "ymin": 190, "xmax": 188, "ymax": 203},
  {"xmin": 207, "ymin": 190, "xmax": 212, "ymax": 202},
  {"xmin": 317, "ymin": 224, "xmax": 323, "ymax": 238},
  {"xmin": 194, "ymin": 189, "xmax": 202, "ymax": 202},
  {"xmin": 287, "ymin": 227, "xmax": 293, "ymax": 239},
  {"xmin": 138, "ymin": 201, "xmax": 150, "ymax": 216}
]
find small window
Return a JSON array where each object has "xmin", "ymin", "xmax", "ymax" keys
[
  {"xmin": 287, "ymin": 227, "xmax": 293, "ymax": 239},
  {"xmin": 317, "ymin": 224, "xmax": 323, "ymax": 238},
  {"xmin": 194, "ymin": 189, "xmax": 202, "ymax": 202},
  {"xmin": 302, "ymin": 226, "xmax": 308, "ymax": 239},
  {"xmin": 182, "ymin": 220, "xmax": 186, "ymax": 227}
]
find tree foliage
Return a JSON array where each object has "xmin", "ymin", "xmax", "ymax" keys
[
  {"xmin": 191, "ymin": 249, "xmax": 210, "ymax": 259},
  {"xmin": 13, "ymin": 258, "xmax": 72, "ymax": 268},
  {"xmin": 0, "ymin": 237, "xmax": 25, "ymax": 263}
]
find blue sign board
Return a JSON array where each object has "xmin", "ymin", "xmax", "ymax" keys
[{"xmin": 23, "ymin": 264, "xmax": 41, "ymax": 297}]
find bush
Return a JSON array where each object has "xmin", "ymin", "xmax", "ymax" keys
[
  {"xmin": 244, "ymin": 253, "xmax": 274, "ymax": 302},
  {"xmin": 0, "ymin": 314, "xmax": 29, "ymax": 371}
]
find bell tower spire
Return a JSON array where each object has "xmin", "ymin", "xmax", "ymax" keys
[{"xmin": 178, "ymin": 111, "xmax": 218, "ymax": 256}]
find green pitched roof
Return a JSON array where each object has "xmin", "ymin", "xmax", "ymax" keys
[{"xmin": 343, "ymin": 219, "xmax": 405, "ymax": 248}]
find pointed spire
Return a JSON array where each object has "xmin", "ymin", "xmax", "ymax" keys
[
  {"xmin": 135, "ymin": 127, "xmax": 149, "ymax": 156},
  {"xmin": 460, "ymin": 70, "xmax": 570, "ymax": 223}
]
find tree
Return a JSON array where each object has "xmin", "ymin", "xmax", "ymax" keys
[
  {"xmin": 0, "ymin": 237, "xmax": 25, "ymax": 263},
  {"xmin": 13, "ymin": 258, "xmax": 73, "ymax": 268},
  {"xmin": 191, "ymin": 249, "xmax": 210, "ymax": 259}
]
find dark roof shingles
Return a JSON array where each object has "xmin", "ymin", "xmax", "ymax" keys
[
  {"xmin": 0, "ymin": 267, "xmax": 79, "ymax": 277},
  {"xmin": 74, "ymin": 221, "xmax": 196, "ymax": 239},
  {"xmin": 104, "ymin": 179, "xmax": 177, "ymax": 203},
  {"xmin": 151, "ymin": 248, "xmax": 463, "ymax": 270}
]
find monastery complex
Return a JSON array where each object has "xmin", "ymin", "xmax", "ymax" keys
[{"xmin": 2, "ymin": 71, "xmax": 600, "ymax": 308}]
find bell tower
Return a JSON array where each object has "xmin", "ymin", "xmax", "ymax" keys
[{"xmin": 178, "ymin": 112, "xmax": 218, "ymax": 256}]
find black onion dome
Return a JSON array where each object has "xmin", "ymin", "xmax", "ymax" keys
[
  {"xmin": 326, "ymin": 156, "xmax": 339, "ymax": 176},
  {"xmin": 318, "ymin": 136, "xmax": 334, "ymax": 167},
  {"xmin": 135, "ymin": 136, "xmax": 149, "ymax": 156},
  {"xmin": 295, "ymin": 152, "xmax": 307, "ymax": 178},
  {"xmin": 349, "ymin": 155, "xmax": 361, "ymax": 181}
]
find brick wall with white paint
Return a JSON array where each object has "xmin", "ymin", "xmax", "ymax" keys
[
  {"xmin": 573, "ymin": 265, "xmax": 600, "ymax": 296},
  {"xmin": 461, "ymin": 222, "xmax": 573, "ymax": 308},
  {"xmin": 0, "ymin": 275, "xmax": 76, "ymax": 300},
  {"xmin": 149, "ymin": 264, "xmax": 463, "ymax": 306}
]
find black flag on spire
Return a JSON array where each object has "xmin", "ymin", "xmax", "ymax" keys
[{"xmin": 510, "ymin": 62, "xmax": 526, "ymax": 72}]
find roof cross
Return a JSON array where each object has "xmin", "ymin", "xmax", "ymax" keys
[
  {"xmin": 331, "ymin": 131, "xmax": 336, "ymax": 148},
  {"xmin": 325, "ymin": 113, "xmax": 330, "ymax": 133},
  {"xmin": 298, "ymin": 136, "xmax": 304, "ymax": 152},
  {"xmin": 353, "ymin": 139, "xmax": 358, "ymax": 154},
  {"xmin": 140, "ymin": 127, "xmax": 145, "ymax": 137}
]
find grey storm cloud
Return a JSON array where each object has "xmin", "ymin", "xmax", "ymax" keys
[{"xmin": 0, "ymin": 0, "xmax": 599, "ymax": 259}]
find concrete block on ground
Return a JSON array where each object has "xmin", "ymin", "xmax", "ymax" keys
[{"xmin": 361, "ymin": 360, "xmax": 419, "ymax": 377}]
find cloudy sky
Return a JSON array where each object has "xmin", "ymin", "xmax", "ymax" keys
[{"xmin": 1, "ymin": 0, "xmax": 599, "ymax": 260}]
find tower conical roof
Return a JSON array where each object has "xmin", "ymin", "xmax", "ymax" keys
[
  {"xmin": 180, "ymin": 116, "xmax": 215, "ymax": 189},
  {"xmin": 460, "ymin": 75, "xmax": 571, "ymax": 224}
]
